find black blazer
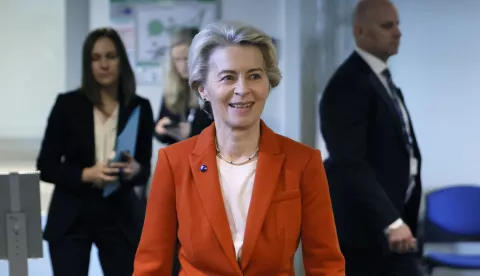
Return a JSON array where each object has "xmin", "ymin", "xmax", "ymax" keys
[
  {"xmin": 319, "ymin": 52, "xmax": 422, "ymax": 252},
  {"xmin": 37, "ymin": 89, "xmax": 154, "ymax": 246},
  {"xmin": 154, "ymin": 98, "xmax": 213, "ymax": 145}
]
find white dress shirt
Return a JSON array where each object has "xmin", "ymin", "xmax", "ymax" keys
[
  {"xmin": 355, "ymin": 47, "xmax": 417, "ymax": 232},
  {"xmin": 217, "ymin": 157, "xmax": 256, "ymax": 260}
]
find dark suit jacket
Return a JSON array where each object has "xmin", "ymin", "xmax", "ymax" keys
[
  {"xmin": 37, "ymin": 89, "xmax": 154, "ymax": 246},
  {"xmin": 319, "ymin": 52, "xmax": 422, "ymax": 252},
  {"xmin": 134, "ymin": 121, "xmax": 345, "ymax": 276},
  {"xmin": 154, "ymin": 98, "xmax": 213, "ymax": 145}
]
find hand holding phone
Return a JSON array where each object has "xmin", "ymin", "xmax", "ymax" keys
[
  {"xmin": 155, "ymin": 117, "xmax": 175, "ymax": 134},
  {"xmin": 108, "ymin": 151, "xmax": 139, "ymax": 180},
  {"xmin": 164, "ymin": 122, "xmax": 180, "ymax": 129},
  {"xmin": 82, "ymin": 162, "xmax": 118, "ymax": 187}
]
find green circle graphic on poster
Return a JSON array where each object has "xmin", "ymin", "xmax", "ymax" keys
[
  {"xmin": 148, "ymin": 20, "xmax": 164, "ymax": 36},
  {"xmin": 134, "ymin": 1, "xmax": 218, "ymax": 65}
]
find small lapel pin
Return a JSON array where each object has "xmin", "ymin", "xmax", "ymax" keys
[{"xmin": 200, "ymin": 165, "xmax": 208, "ymax": 172}]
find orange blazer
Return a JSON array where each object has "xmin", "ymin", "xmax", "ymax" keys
[{"xmin": 134, "ymin": 121, "xmax": 345, "ymax": 275}]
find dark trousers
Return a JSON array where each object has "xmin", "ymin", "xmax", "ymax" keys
[
  {"xmin": 48, "ymin": 197, "xmax": 136, "ymax": 276},
  {"xmin": 172, "ymin": 239, "xmax": 181, "ymax": 276},
  {"xmin": 342, "ymin": 246, "xmax": 423, "ymax": 276},
  {"xmin": 172, "ymin": 253, "xmax": 181, "ymax": 275}
]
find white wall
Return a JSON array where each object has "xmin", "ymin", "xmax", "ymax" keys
[
  {"xmin": 0, "ymin": 0, "xmax": 65, "ymax": 139},
  {"xmin": 392, "ymin": 0, "xmax": 480, "ymax": 192},
  {"xmin": 391, "ymin": 1, "xmax": 480, "ymax": 275}
]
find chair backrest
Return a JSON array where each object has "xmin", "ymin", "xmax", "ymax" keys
[{"xmin": 424, "ymin": 185, "xmax": 480, "ymax": 242}]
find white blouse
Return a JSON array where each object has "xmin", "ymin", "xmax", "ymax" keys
[
  {"xmin": 216, "ymin": 157, "xmax": 257, "ymax": 260},
  {"xmin": 93, "ymin": 105, "xmax": 119, "ymax": 164}
]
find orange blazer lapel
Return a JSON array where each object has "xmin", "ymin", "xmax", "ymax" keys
[
  {"xmin": 240, "ymin": 122, "xmax": 285, "ymax": 268},
  {"xmin": 189, "ymin": 124, "xmax": 240, "ymax": 273}
]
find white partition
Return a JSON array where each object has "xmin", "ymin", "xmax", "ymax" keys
[
  {"xmin": 0, "ymin": 172, "xmax": 43, "ymax": 276},
  {"xmin": 0, "ymin": 0, "xmax": 65, "ymax": 140}
]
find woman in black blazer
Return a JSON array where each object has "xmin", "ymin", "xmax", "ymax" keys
[
  {"xmin": 37, "ymin": 28, "xmax": 154, "ymax": 276},
  {"xmin": 154, "ymin": 27, "xmax": 212, "ymax": 146}
]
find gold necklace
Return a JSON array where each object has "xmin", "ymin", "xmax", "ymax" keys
[{"xmin": 215, "ymin": 139, "xmax": 259, "ymax": 166}]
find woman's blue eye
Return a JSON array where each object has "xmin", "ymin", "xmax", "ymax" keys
[{"xmin": 221, "ymin": 75, "xmax": 234, "ymax": 81}]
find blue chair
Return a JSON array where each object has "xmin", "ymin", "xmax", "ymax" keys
[{"xmin": 422, "ymin": 185, "xmax": 480, "ymax": 275}]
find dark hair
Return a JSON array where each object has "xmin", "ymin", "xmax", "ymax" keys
[{"xmin": 81, "ymin": 27, "xmax": 135, "ymax": 107}]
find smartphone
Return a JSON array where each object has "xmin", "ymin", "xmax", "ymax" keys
[
  {"xmin": 105, "ymin": 151, "xmax": 129, "ymax": 176},
  {"xmin": 119, "ymin": 151, "xmax": 130, "ymax": 162},
  {"xmin": 164, "ymin": 122, "xmax": 180, "ymax": 129}
]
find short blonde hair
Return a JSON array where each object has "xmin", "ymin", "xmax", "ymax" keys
[
  {"xmin": 163, "ymin": 27, "xmax": 199, "ymax": 114},
  {"xmin": 188, "ymin": 21, "xmax": 282, "ymax": 114}
]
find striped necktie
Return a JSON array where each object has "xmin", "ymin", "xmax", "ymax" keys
[
  {"xmin": 382, "ymin": 69, "xmax": 413, "ymax": 151},
  {"xmin": 382, "ymin": 69, "xmax": 417, "ymax": 202}
]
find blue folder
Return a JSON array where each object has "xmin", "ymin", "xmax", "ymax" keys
[{"xmin": 103, "ymin": 106, "xmax": 141, "ymax": 197}]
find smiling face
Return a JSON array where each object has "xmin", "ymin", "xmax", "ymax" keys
[{"xmin": 198, "ymin": 45, "xmax": 269, "ymax": 131}]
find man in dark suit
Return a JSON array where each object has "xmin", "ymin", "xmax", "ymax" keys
[{"xmin": 319, "ymin": 1, "xmax": 423, "ymax": 275}]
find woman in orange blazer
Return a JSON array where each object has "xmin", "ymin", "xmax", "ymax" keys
[{"xmin": 134, "ymin": 21, "xmax": 345, "ymax": 275}]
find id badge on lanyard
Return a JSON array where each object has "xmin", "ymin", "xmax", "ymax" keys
[
  {"xmin": 187, "ymin": 108, "xmax": 196, "ymax": 123},
  {"xmin": 410, "ymin": 157, "xmax": 418, "ymax": 176}
]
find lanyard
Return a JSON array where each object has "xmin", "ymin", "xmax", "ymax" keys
[{"xmin": 187, "ymin": 108, "xmax": 196, "ymax": 123}]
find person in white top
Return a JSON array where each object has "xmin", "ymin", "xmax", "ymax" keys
[
  {"xmin": 37, "ymin": 28, "xmax": 154, "ymax": 276},
  {"xmin": 134, "ymin": 21, "xmax": 345, "ymax": 275},
  {"xmin": 319, "ymin": 1, "xmax": 423, "ymax": 275}
]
